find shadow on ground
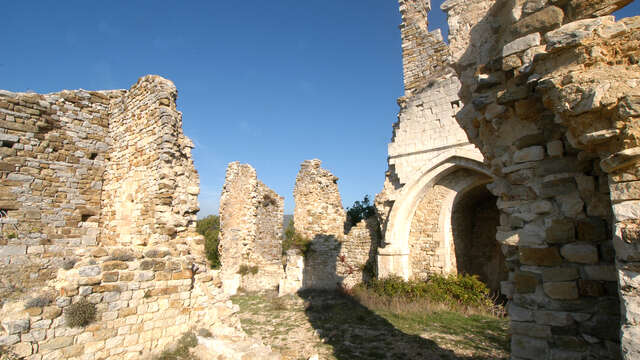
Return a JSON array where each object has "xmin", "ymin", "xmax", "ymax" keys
[{"xmin": 298, "ymin": 289, "xmax": 507, "ymax": 360}]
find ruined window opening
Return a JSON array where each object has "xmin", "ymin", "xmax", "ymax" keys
[
  {"xmin": 81, "ymin": 214, "xmax": 92, "ymax": 222},
  {"xmin": 451, "ymin": 100, "xmax": 460, "ymax": 108},
  {"xmin": 89, "ymin": 152, "xmax": 98, "ymax": 160},
  {"xmin": 428, "ymin": 1, "xmax": 450, "ymax": 44}
]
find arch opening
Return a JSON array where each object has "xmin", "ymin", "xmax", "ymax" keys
[{"xmin": 451, "ymin": 182, "xmax": 506, "ymax": 295}]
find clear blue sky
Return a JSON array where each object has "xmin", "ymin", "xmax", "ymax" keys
[{"xmin": 2, "ymin": 1, "xmax": 638, "ymax": 216}]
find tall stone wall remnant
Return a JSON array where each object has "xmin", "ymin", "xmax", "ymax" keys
[
  {"xmin": 0, "ymin": 76, "xmax": 277, "ymax": 359},
  {"xmin": 376, "ymin": 0, "xmax": 497, "ymax": 285},
  {"xmin": 382, "ymin": 0, "xmax": 640, "ymax": 357},
  {"xmin": 439, "ymin": 0, "xmax": 638, "ymax": 358},
  {"xmin": 293, "ymin": 159, "xmax": 379, "ymax": 290},
  {"xmin": 218, "ymin": 162, "xmax": 285, "ymax": 294}
]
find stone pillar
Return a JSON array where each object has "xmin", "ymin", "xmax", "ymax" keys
[{"xmin": 218, "ymin": 162, "xmax": 284, "ymax": 294}]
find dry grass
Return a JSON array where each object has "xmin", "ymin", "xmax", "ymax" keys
[{"xmin": 349, "ymin": 286, "xmax": 506, "ymax": 318}]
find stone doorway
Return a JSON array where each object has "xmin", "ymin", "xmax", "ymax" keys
[{"xmin": 451, "ymin": 183, "xmax": 506, "ymax": 295}]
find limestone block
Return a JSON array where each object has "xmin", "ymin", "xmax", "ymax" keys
[
  {"xmin": 503, "ymin": 33, "xmax": 541, "ymax": 57},
  {"xmin": 621, "ymin": 324, "xmax": 640, "ymax": 358},
  {"xmin": 613, "ymin": 200, "xmax": 640, "ymax": 222},
  {"xmin": 583, "ymin": 265, "xmax": 617, "ymax": 282},
  {"xmin": 520, "ymin": 247, "xmax": 563, "ymax": 266},
  {"xmin": 1, "ymin": 318, "xmax": 30, "ymax": 334},
  {"xmin": 513, "ymin": 146, "xmax": 545, "ymax": 163},
  {"xmin": 0, "ymin": 245, "xmax": 26, "ymax": 257},
  {"xmin": 512, "ymin": 6, "xmax": 564, "ymax": 36},
  {"xmin": 0, "ymin": 335, "xmax": 20, "ymax": 346},
  {"xmin": 560, "ymin": 243, "xmax": 599, "ymax": 264},
  {"xmin": 545, "ymin": 16, "xmax": 615, "ymax": 51},
  {"xmin": 542, "ymin": 267, "xmax": 579, "ymax": 282},
  {"xmin": 543, "ymin": 281, "xmax": 579, "ymax": 299},
  {"xmin": 511, "ymin": 334, "xmax": 548, "ymax": 359},
  {"xmin": 508, "ymin": 303, "xmax": 534, "ymax": 322},
  {"xmin": 78, "ymin": 265, "xmax": 101, "ymax": 277}
]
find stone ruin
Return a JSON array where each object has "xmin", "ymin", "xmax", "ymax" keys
[
  {"xmin": 0, "ymin": 76, "xmax": 277, "ymax": 359},
  {"xmin": 218, "ymin": 162, "xmax": 285, "ymax": 294},
  {"xmin": 218, "ymin": 159, "xmax": 380, "ymax": 295},
  {"xmin": 2, "ymin": 0, "xmax": 640, "ymax": 358},
  {"xmin": 376, "ymin": 0, "xmax": 640, "ymax": 359}
]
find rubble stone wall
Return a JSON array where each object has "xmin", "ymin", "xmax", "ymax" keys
[
  {"xmin": 440, "ymin": 0, "xmax": 639, "ymax": 357},
  {"xmin": 0, "ymin": 76, "xmax": 268, "ymax": 359},
  {"xmin": 218, "ymin": 162, "xmax": 284, "ymax": 293},
  {"xmin": 293, "ymin": 159, "xmax": 379, "ymax": 290},
  {"xmin": 0, "ymin": 87, "xmax": 119, "ymax": 296},
  {"xmin": 101, "ymin": 76, "xmax": 200, "ymax": 249}
]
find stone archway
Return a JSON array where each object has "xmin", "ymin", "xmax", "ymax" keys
[{"xmin": 377, "ymin": 151, "xmax": 497, "ymax": 281}]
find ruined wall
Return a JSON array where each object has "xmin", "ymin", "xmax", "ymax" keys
[
  {"xmin": 101, "ymin": 76, "xmax": 200, "ymax": 249},
  {"xmin": 376, "ymin": 0, "xmax": 488, "ymax": 282},
  {"xmin": 293, "ymin": 159, "xmax": 379, "ymax": 290},
  {"xmin": 0, "ymin": 77, "xmax": 271, "ymax": 359},
  {"xmin": 218, "ymin": 162, "xmax": 284, "ymax": 293},
  {"xmin": 0, "ymin": 88, "xmax": 118, "ymax": 297},
  {"xmin": 441, "ymin": 0, "xmax": 639, "ymax": 357}
]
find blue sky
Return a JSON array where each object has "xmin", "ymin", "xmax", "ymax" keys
[{"xmin": 2, "ymin": 1, "xmax": 638, "ymax": 215}]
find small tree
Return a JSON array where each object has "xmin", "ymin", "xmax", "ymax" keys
[
  {"xmin": 346, "ymin": 195, "xmax": 376, "ymax": 227},
  {"xmin": 196, "ymin": 215, "xmax": 221, "ymax": 269}
]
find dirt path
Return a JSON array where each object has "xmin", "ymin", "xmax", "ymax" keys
[{"xmin": 231, "ymin": 290, "xmax": 509, "ymax": 360}]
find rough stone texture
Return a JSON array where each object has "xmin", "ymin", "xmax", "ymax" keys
[
  {"xmin": 439, "ymin": 0, "xmax": 639, "ymax": 357},
  {"xmin": 376, "ymin": 0, "xmax": 492, "ymax": 284},
  {"xmin": 218, "ymin": 162, "xmax": 284, "ymax": 293},
  {"xmin": 294, "ymin": 159, "xmax": 379, "ymax": 290},
  {"xmin": 0, "ymin": 76, "xmax": 274, "ymax": 359}
]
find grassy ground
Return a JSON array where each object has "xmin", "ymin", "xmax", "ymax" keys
[{"xmin": 231, "ymin": 290, "xmax": 509, "ymax": 360}]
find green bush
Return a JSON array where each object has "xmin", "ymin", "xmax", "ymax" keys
[
  {"xmin": 196, "ymin": 215, "xmax": 221, "ymax": 269},
  {"xmin": 282, "ymin": 220, "xmax": 312, "ymax": 257},
  {"xmin": 65, "ymin": 299, "xmax": 97, "ymax": 327},
  {"xmin": 237, "ymin": 264, "xmax": 259, "ymax": 276},
  {"xmin": 363, "ymin": 274, "xmax": 493, "ymax": 308}
]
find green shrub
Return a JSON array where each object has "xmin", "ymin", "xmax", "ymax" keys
[
  {"xmin": 363, "ymin": 274, "xmax": 493, "ymax": 308},
  {"xmin": 196, "ymin": 215, "xmax": 221, "ymax": 269},
  {"xmin": 346, "ymin": 195, "xmax": 376, "ymax": 227},
  {"xmin": 65, "ymin": 299, "xmax": 97, "ymax": 327},
  {"xmin": 237, "ymin": 264, "xmax": 259, "ymax": 276},
  {"xmin": 282, "ymin": 220, "xmax": 312, "ymax": 257}
]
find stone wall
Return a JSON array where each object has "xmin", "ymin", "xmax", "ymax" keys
[
  {"xmin": 440, "ymin": 0, "xmax": 639, "ymax": 357},
  {"xmin": 0, "ymin": 88, "xmax": 117, "ymax": 296},
  {"xmin": 293, "ymin": 159, "xmax": 379, "ymax": 290},
  {"xmin": 218, "ymin": 162, "xmax": 284, "ymax": 293},
  {"xmin": 375, "ymin": 0, "xmax": 488, "ymax": 282},
  {"xmin": 101, "ymin": 76, "xmax": 200, "ymax": 249},
  {"xmin": 0, "ymin": 76, "xmax": 273, "ymax": 359}
]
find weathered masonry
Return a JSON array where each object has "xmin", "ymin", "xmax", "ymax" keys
[
  {"xmin": 377, "ymin": 0, "xmax": 640, "ymax": 359},
  {"xmin": 376, "ymin": 0, "xmax": 506, "ymax": 294},
  {"xmin": 0, "ymin": 76, "xmax": 275, "ymax": 359},
  {"xmin": 218, "ymin": 162, "xmax": 285, "ymax": 294},
  {"xmin": 217, "ymin": 159, "xmax": 380, "ymax": 295}
]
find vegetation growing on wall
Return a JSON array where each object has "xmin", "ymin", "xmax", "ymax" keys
[
  {"xmin": 281, "ymin": 219, "xmax": 312, "ymax": 257},
  {"xmin": 196, "ymin": 215, "xmax": 221, "ymax": 269}
]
